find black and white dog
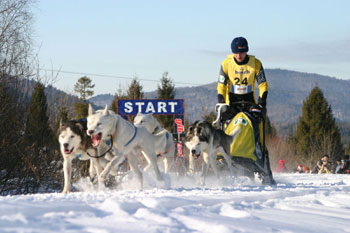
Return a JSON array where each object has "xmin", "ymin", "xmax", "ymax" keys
[
  {"xmin": 58, "ymin": 119, "xmax": 116, "ymax": 193},
  {"xmin": 184, "ymin": 121, "xmax": 241, "ymax": 185}
]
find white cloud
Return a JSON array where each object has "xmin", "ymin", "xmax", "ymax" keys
[{"xmin": 254, "ymin": 39, "xmax": 350, "ymax": 64}]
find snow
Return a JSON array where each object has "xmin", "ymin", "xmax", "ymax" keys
[{"xmin": 1, "ymin": 173, "xmax": 350, "ymax": 233}]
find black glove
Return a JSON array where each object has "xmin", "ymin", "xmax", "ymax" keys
[
  {"xmin": 258, "ymin": 92, "xmax": 268, "ymax": 108},
  {"xmin": 218, "ymin": 94, "xmax": 225, "ymax": 104},
  {"xmin": 249, "ymin": 104, "xmax": 263, "ymax": 120},
  {"xmin": 221, "ymin": 106, "xmax": 237, "ymax": 122},
  {"xmin": 258, "ymin": 97, "xmax": 266, "ymax": 108}
]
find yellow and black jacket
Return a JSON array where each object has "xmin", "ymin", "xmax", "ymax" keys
[{"xmin": 217, "ymin": 54, "xmax": 268, "ymax": 105}]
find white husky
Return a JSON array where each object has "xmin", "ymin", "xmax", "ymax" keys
[
  {"xmin": 133, "ymin": 113, "xmax": 175, "ymax": 174},
  {"xmin": 86, "ymin": 105, "xmax": 163, "ymax": 189},
  {"xmin": 58, "ymin": 119, "xmax": 117, "ymax": 193}
]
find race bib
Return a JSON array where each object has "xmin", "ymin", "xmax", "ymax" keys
[{"xmin": 232, "ymin": 85, "xmax": 252, "ymax": 94}]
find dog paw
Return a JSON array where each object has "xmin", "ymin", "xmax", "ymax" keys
[
  {"xmin": 187, "ymin": 169, "xmax": 195, "ymax": 176},
  {"xmin": 61, "ymin": 189, "xmax": 70, "ymax": 194},
  {"xmin": 98, "ymin": 173, "xmax": 106, "ymax": 183}
]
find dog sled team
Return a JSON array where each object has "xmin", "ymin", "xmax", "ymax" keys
[
  {"xmin": 59, "ymin": 103, "xmax": 273, "ymax": 193},
  {"xmin": 58, "ymin": 106, "xmax": 176, "ymax": 193},
  {"xmin": 58, "ymin": 36, "xmax": 275, "ymax": 193}
]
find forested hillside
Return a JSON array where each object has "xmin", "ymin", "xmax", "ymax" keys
[
  {"xmin": 165, "ymin": 69, "xmax": 350, "ymax": 125},
  {"xmin": 88, "ymin": 68, "xmax": 350, "ymax": 139}
]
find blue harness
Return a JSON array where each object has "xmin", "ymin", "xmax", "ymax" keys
[{"xmin": 125, "ymin": 126, "xmax": 138, "ymax": 147}]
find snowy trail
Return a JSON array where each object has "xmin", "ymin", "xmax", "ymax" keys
[{"xmin": 1, "ymin": 173, "xmax": 350, "ymax": 233}]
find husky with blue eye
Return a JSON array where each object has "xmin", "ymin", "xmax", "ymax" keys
[{"xmin": 184, "ymin": 121, "xmax": 241, "ymax": 186}]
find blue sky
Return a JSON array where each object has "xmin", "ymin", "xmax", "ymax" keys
[{"xmin": 34, "ymin": 0, "xmax": 350, "ymax": 96}]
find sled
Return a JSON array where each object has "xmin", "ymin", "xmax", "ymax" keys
[{"xmin": 215, "ymin": 101, "xmax": 275, "ymax": 184}]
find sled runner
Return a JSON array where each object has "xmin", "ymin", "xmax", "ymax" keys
[{"xmin": 214, "ymin": 101, "xmax": 275, "ymax": 184}]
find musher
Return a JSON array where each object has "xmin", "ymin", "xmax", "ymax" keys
[
  {"xmin": 217, "ymin": 36, "xmax": 268, "ymax": 122},
  {"xmin": 215, "ymin": 36, "xmax": 275, "ymax": 184}
]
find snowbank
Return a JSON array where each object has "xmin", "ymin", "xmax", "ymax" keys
[{"xmin": 1, "ymin": 173, "xmax": 350, "ymax": 233}]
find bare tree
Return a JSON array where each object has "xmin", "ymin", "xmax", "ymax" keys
[
  {"xmin": 0, "ymin": 0, "xmax": 35, "ymax": 79},
  {"xmin": 0, "ymin": 0, "xmax": 64, "ymax": 195}
]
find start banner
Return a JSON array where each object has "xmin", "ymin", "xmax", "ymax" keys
[{"xmin": 117, "ymin": 99, "xmax": 185, "ymax": 115}]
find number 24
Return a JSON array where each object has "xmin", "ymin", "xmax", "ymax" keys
[{"xmin": 234, "ymin": 77, "xmax": 248, "ymax": 85}]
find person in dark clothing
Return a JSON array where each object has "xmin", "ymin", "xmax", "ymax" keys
[
  {"xmin": 313, "ymin": 154, "xmax": 332, "ymax": 174},
  {"xmin": 338, "ymin": 155, "xmax": 350, "ymax": 174},
  {"xmin": 217, "ymin": 37, "xmax": 268, "ymax": 109},
  {"xmin": 216, "ymin": 37, "xmax": 268, "ymax": 123}
]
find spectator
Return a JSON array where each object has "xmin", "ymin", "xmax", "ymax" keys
[
  {"xmin": 335, "ymin": 159, "xmax": 342, "ymax": 174},
  {"xmin": 275, "ymin": 159, "xmax": 288, "ymax": 173},
  {"xmin": 318, "ymin": 156, "xmax": 332, "ymax": 174},
  {"xmin": 313, "ymin": 154, "xmax": 332, "ymax": 174},
  {"xmin": 338, "ymin": 155, "xmax": 350, "ymax": 174},
  {"xmin": 303, "ymin": 166, "xmax": 311, "ymax": 173},
  {"xmin": 295, "ymin": 164, "xmax": 304, "ymax": 173}
]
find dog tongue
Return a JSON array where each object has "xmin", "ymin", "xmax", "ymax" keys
[
  {"xmin": 64, "ymin": 148, "xmax": 73, "ymax": 154},
  {"xmin": 92, "ymin": 134, "xmax": 101, "ymax": 147}
]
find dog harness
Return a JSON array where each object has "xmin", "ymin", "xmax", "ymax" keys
[
  {"xmin": 87, "ymin": 139, "xmax": 114, "ymax": 159},
  {"xmin": 151, "ymin": 130, "xmax": 175, "ymax": 156},
  {"xmin": 124, "ymin": 126, "xmax": 138, "ymax": 147},
  {"xmin": 158, "ymin": 143, "xmax": 176, "ymax": 157},
  {"xmin": 108, "ymin": 121, "xmax": 138, "ymax": 147}
]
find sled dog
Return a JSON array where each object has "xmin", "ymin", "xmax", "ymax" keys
[
  {"xmin": 133, "ymin": 113, "xmax": 175, "ymax": 174},
  {"xmin": 184, "ymin": 121, "xmax": 241, "ymax": 185},
  {"xmin": 58, "ymin": 119, "xmax": 116, "ymax": 193},
  {"xmin": 86, "ymin": 105, "xmax": 163, "ymax": 189}
]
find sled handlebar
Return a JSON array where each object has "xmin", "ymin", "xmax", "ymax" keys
[
  {"xmin": 215, "ymin": 101, "xmax": 266, "ymax": 124},
  {"xmin": 230, "ymin": 100, "xmax": 256, "ymax": 107}
]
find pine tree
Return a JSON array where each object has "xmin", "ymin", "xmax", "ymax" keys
[
  {"xmin": 127, "ymin": 77, "xmax": 144, "ymax": 99},
  {"xmin": 294, "ymin": 86, "xmax": 343, "ymax": 163},
  {"xmin": 345, "ymin": 140, "xmax": 350, "ymax": 155},
  {"xmin": 125, "ymin": 77, "xmax": 144, "ymax": 121},
  {"xmin": 26, "ymin": 82, "xmax": 52, "ymax": 147},
  {"xmin": 157, "ymin": 72, "xmax": 176, "ymax": 131},
  {"xmin": 0, "ymin": 78, "xmax": 27, "ymax": 194},
  {"xmin": 73, "ymin": 76, "xmax": 95, "ymax": 119},
  {"xmin": 25, "ymin": 82, "xmax": 54, "ymax": 186},
  {"xmin": 157, "ymin": 72, "xmax": 175, "ymax": 99},
  {"xmin": 73, "ymin": 102, "xmax": 88, "ymax": 119},
  {"xmin": 54, "ymin": 106, "xmax": 69, "ymax": 141},
  {"xmin": 74, "ymin": 76, "xmax": 95, "ymax": 101},
  {"xmin": 111, "ymin": 86, "xmax": 128, "ymax": 113}
]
